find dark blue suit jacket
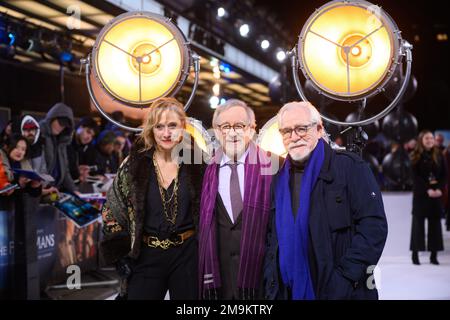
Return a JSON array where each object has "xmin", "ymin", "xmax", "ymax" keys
[{"xmin": 263, "ymin": 142, "xmax": 388, "ymax": 300}]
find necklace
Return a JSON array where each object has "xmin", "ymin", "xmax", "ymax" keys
[{"xmin": 153, "ymin": 152, "xmax": 180, "ymax": 225}]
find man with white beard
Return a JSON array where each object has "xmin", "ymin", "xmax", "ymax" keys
[{"xmin": 263, "ymin": 101, "xmax": 387, "ymax": 300}]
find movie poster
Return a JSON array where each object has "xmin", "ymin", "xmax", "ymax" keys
[{"xmin": 0, "ymin": 202, "xmax": 101, "ymax": 297}]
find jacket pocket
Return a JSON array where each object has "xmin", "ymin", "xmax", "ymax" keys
[
  {"xmin": 326, "ymin": 189, "xmax": 351, "ymax": 231},
  {"xmin": 325, "ymin": 269, "xmax": 354, "ymax": 300},
  {"xmin": 325, "ymin": 188, "xmax": 352, "ymax": 263}
]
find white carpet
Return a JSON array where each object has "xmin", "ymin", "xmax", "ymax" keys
[
  {"xmin": 377, "ymin": 192, "xmax": 450, "ymax": 300},
  {"xmin": 106, "ymin": 192, "xmax": 450, "ymax": 300}
]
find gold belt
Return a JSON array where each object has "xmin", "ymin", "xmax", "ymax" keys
[{"xmin": 142, "ymin": 229, "xmax": 195, "ymax": 250}]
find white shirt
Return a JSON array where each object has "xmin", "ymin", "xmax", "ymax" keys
[{"xmin": 218, "ymin": 150, "xmax": 248, "ymax": 223}]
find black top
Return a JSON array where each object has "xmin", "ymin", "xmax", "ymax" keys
[
  {"xmin": 144, "ymin": 158, "xmax": 193, "ymax": 238},
  {"xmin": 288, "ymin": 158, "xmax": 316, "ymax": 297},
  {"xmin": 412, "ymin": 150, "xmax": 446, "ymax": 197},
  {"xmin": 67, "ymin": 138, "xmax": 97, "ymax": 180},
  {"xmin": 289, "ymin": 159, "xmax": 305, "ymax": 219},
  {"xmin": 411, "ymin": 150, "xmax": 447, "ymax": 218},
  {"xmin": 28, "ymin": 140, "xmax": 44, "ymax": 160}
]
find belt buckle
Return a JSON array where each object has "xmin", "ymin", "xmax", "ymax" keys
[
  {"xmin": 148, "ymin": 236, "xmax": 173, "ymax": 250},
  {"xmin": 147, "ymin": 236, "xmax": 158, "ymax": 248}
]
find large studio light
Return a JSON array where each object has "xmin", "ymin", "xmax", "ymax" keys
[
  {"xmin": 88, "ymin": 72, "xmax": 212, "ymax": 154},
  {"xmin": 291, "ymin": 0, "xmax": 413, "ymax": 127},
  {"xmin": 298, "ymin": 0, "xmax": 402, "ymax": 101},
  {"xmin": 82, "ymin": 11, "xmax": 200, "ymax": 132},
  {"xmin": 257, "ymin": 0, "xmax": 413, "ymax": 156}
]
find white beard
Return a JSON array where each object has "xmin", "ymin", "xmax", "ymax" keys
[{"xmin": 290, "ymin": 150, "xmax": 311, "ymax": 163}]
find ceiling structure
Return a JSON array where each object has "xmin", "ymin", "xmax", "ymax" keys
[
  {"xmin": 1, "ymin": 0, "xmax": 449, "ymax": 131},
  {"xmin": 0, "ymin": 0, "xmax": 279, "ymax": 127}
]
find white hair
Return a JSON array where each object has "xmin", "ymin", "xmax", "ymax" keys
[
  {"xmin": 212, "ymin": 99, "xmax": 256, "ymax": 127},
  {"xmin": 321, "ymin": 127, "xmax": 330, "ymax": 144},
  {"xmin": 277, "ymin": 101, "xmax": 322, "ymax": 127}
]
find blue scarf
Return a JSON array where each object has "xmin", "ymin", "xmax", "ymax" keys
[{"xmin": 275, "ymin": 139, "xmax": 325, "ymax": 300}]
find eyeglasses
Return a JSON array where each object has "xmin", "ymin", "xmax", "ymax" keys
[
  {"xmin": 279, "ymin": 122, "xmax": 317, "ymax": 139},
  {"xmin": 217, "ymin": 123, "xmax": 249, "ymax": 135}
]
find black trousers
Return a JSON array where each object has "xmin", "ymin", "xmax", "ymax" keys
[
  {"xmin": 410, "ymin": 215, "xmax": 444, "ymax": 252},
  {"xmin": 127, "ymin": 237, "xmax": 198, "ymax": 300}
]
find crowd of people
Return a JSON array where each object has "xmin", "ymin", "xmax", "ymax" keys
[
  {"xmin": 0, "ymin": 103, "xmax": 134, "ymax": 298},
  {"xmin": 0, "ymin": 103, "xmax": 134, "ymax": 200}
]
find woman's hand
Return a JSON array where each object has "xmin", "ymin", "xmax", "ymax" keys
[
  {"xmin": 42, "ymin": 186, "xmax": 59, "ymax": 196},
  {"xmin": 78, "ymin": 165, "xmax": 90, "ymax": 183},
  {"xmin": 18, "ymin": 176, "xmax": 31, "ymax": 188},
  {"xmin": 434, "ymin": 189, "xmax": 443, "ymax": 198},
  {"xmin": 30, "ymin": 180, "xmax": 41, "ymax": 189},
  {"xmin": 427, "ymin": 189, "xmax": 442, "ymax": 198},
  {"xmin": 1, "ymin": 187, "xmax": 15, "ymax": 196}
]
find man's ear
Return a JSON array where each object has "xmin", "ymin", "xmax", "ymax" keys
[
  {"xmin": 248, "ymin": 125, "xmax": 256, "ymax": 140},
  {"xmin": 317, "ymin": 123, "xmax": 324, "ymax": 135},
  {"xmin": 213, "ymin": 127, "xmax": 221, "ymax": 140}
]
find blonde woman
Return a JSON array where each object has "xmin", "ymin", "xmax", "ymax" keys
[{"xmin": 100, "ymin": 98, "xmax": 206, "ymax": 299}]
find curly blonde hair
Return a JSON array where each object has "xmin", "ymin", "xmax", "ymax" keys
[{"xmin": 140, "ymin": 97, "xmax": 186, "ymax": 151}]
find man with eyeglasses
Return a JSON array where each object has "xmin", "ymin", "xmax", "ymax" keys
[
  {"xmin": 199, "ymin": 99, "xmax": 281, "ymax": 300},
  {"xmin": 263, "ymin": 101, "xmax": 387, "ymax": 300}
]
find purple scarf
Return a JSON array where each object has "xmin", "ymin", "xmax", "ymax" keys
[{"xmin": 198, "ymin": 143, "xmax": 274, "ymax": 298}]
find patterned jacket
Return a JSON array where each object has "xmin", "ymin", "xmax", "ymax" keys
[{"xmin": 100, "ymin": 139, "xmax": 207, "ymax": 266}]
